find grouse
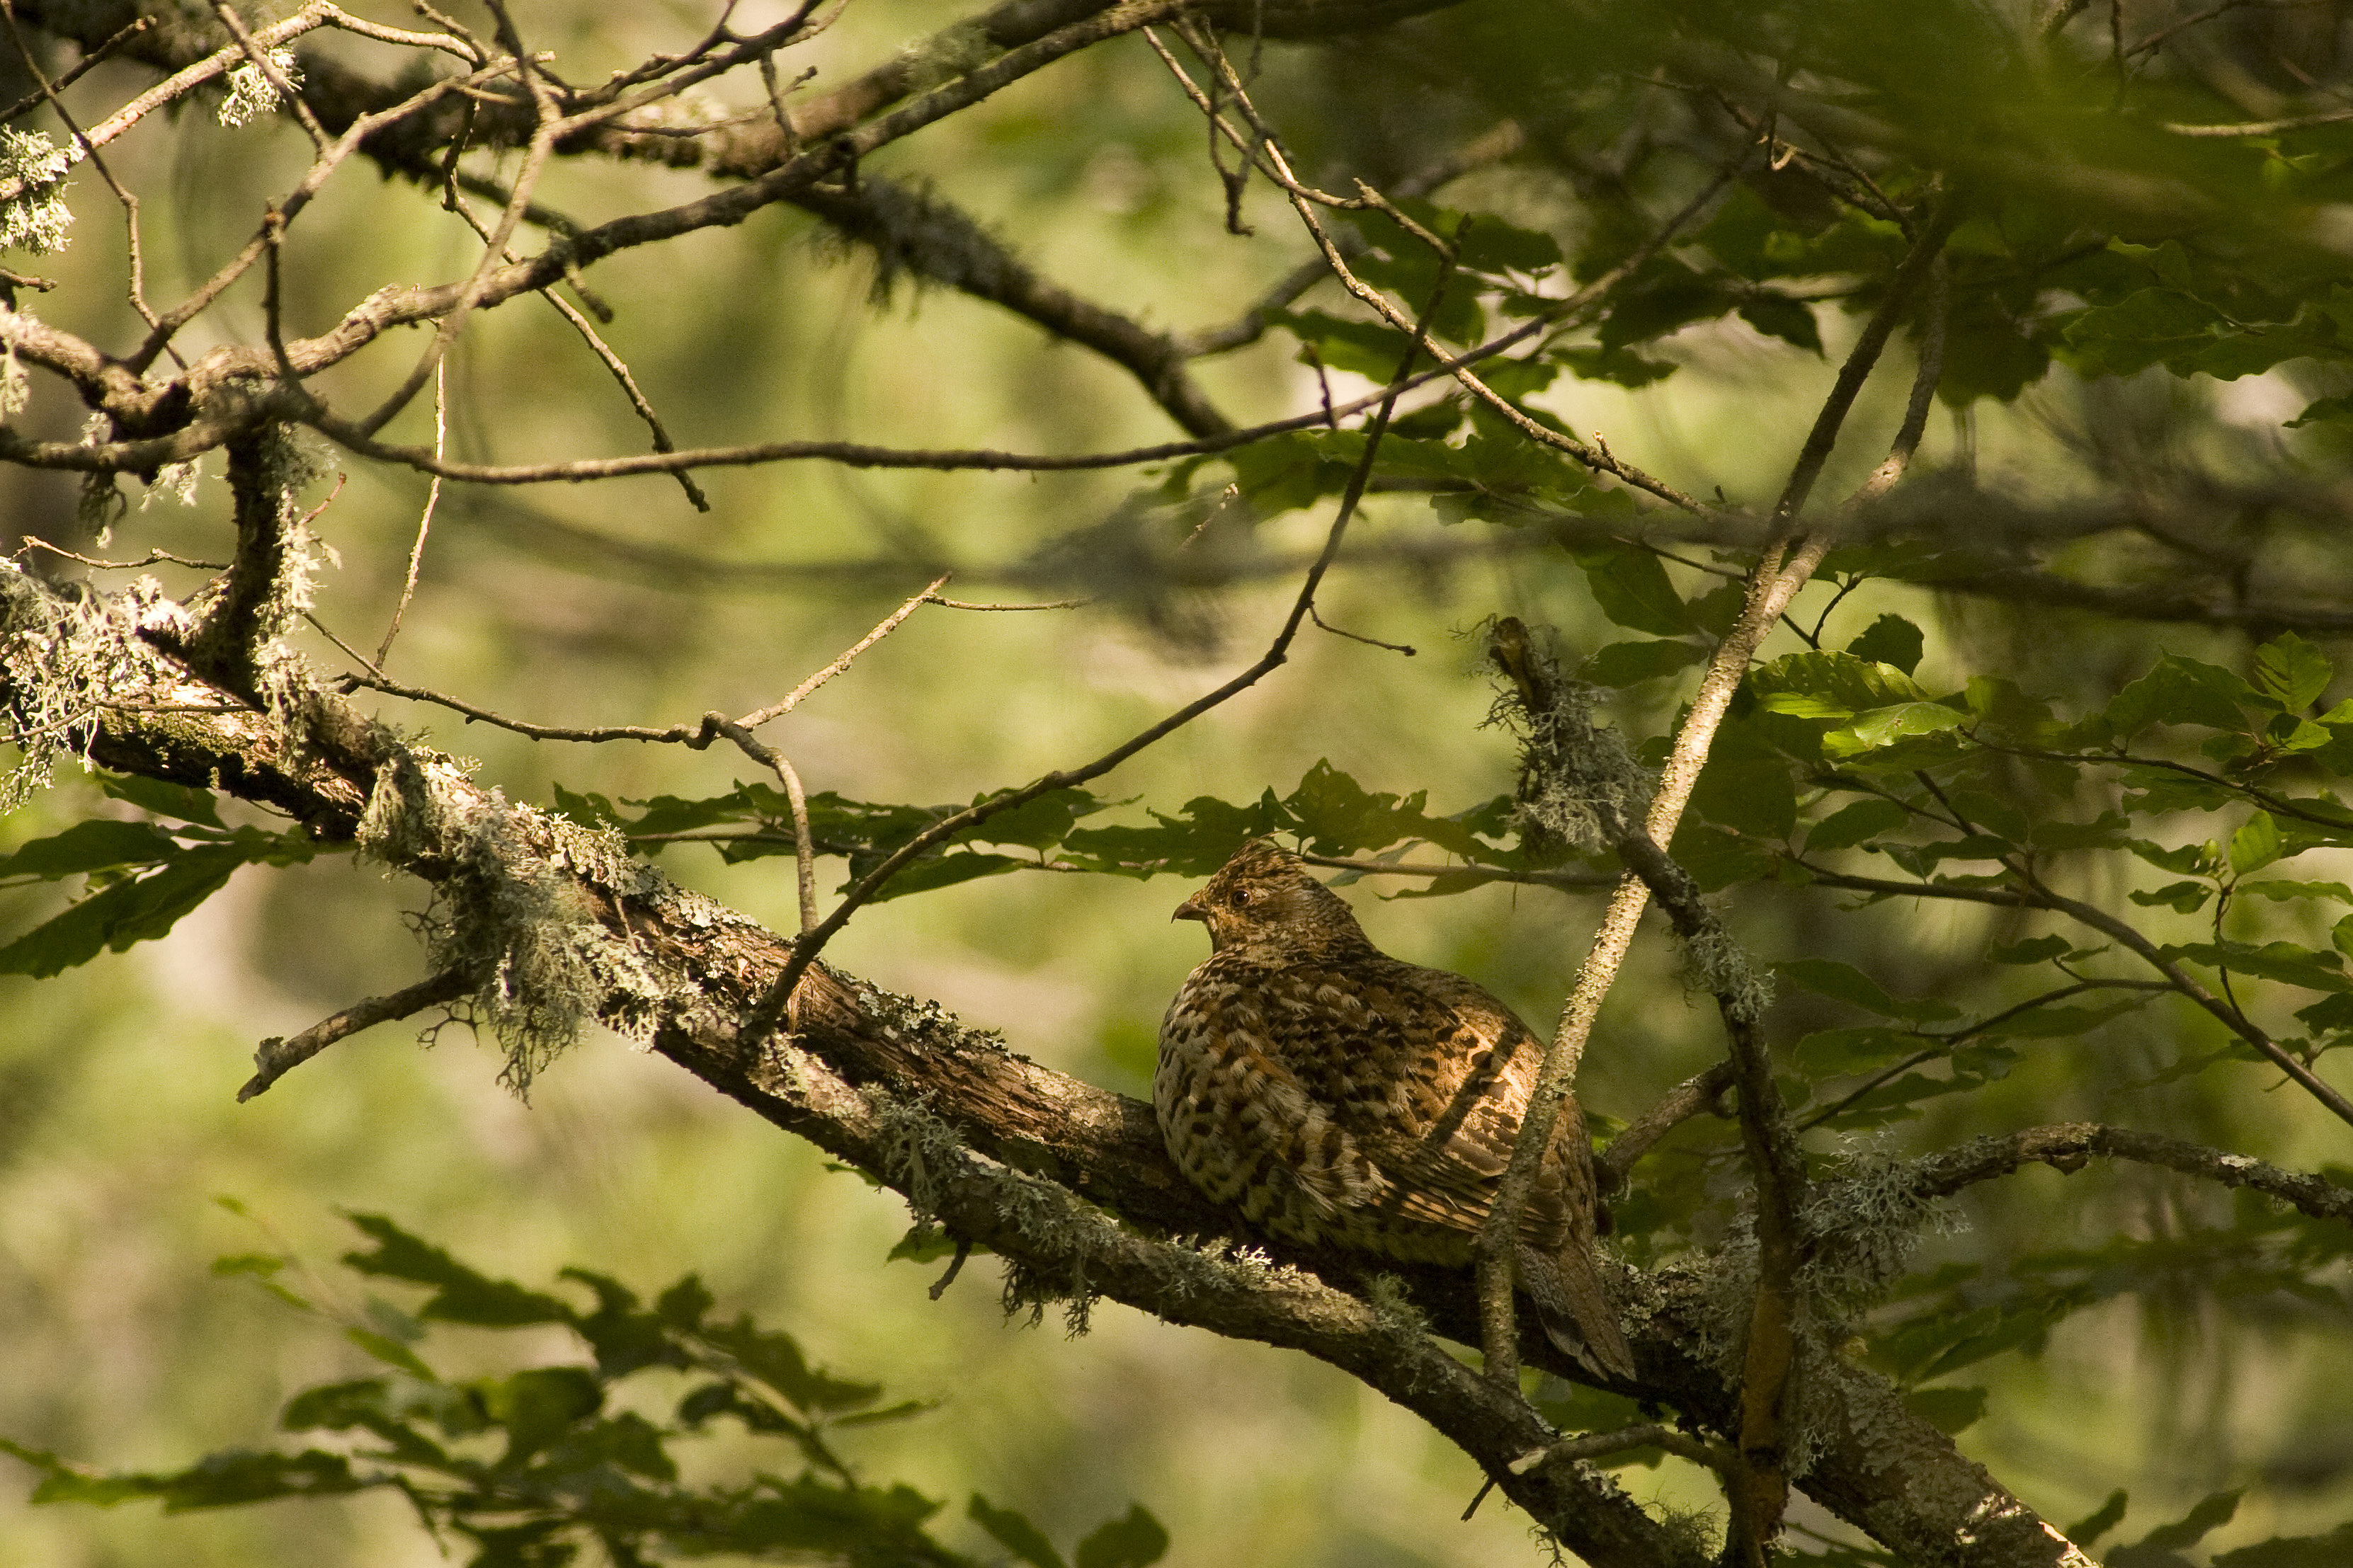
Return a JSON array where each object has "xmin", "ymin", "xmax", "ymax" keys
[{"xmin": 1156, "ymin": 837, "xmax": 1636, "ymax": 1380}]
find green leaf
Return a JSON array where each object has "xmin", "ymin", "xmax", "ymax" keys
[
  {"xmin": 97, "ymin": 772, "xmax": 223, "ymax": 826},
  {"xmin": 970, "ymin": 1494, "xmax": 1069, "ymax": 1568},
  {"xmin": 1580, "ymin": 639, "xmax": 1709, "ymax": 687},
  {"xmin": 2121, "ymin": 1489, "xmax": 2240, "ymax": 1555},
  {"xmin": 2228, "ymin": 812, "xmax": 2285, "ymax": 875},
  {"xmin": 1076, "ymin": 1504, "xmax": 1171, "ymax": 1568},
  {"xmin": 1667, "ymin": 821, "xmax": 1774, "ymax": 891},
  {"xmin": 1775, "ymin": 958, "xmax": 1962, "ymax": 1023},
  {"xmin": 1571, "ymin": 544, "xmax": 1692, "ymax": 635},
  {"xmin": 1973, "ymin": 999, "xmax": 2150, "ymax": 1039},
  {"xmin": 2239, "ymin": 879, "xmax": 2353, "ymax": 903},
  {"xmin": 2129, "ymin": 881, "xmax": 2214, "ymax": 914},
  {"xmin": 1845, "ymin": 614, "xmax": 1925, "ymax": 675},
  {"xmin": 1806, "ymin": 798, "xmax": 1909, "ymax": 851},
  {"xmin": 2066, "ymin": 1491, "xmax": 2131, "ymax": 1548},
  {"xmin": 1901, "ymin": 1385, "xmax": 1986, "ymax": 1435},
  {"xmin": 2287, "ymin": 394, "xmax": 2353, "ymax": 428},
  {"xmin": 1282, "ymin": 760, "xmax": 1446, "ymax": 857},
  {"xmin": 1987, "ymin": 935, "xmax": 2070, "ymax": 965},
  {"xmin": 341, "ymin": 1215, "xmax": 576, "ymax": 1327},
  {"xmin": 2253, "ymin": 633, "xmax": 2333, "ymax": 711},
  {"xmin": 1793, "ymin": 1026, "xmax": 1922, "ymax": 1076},
  {"xmin": 0, "ymin": 818, "xmax": 181, "ymax": 879},
  {"xmin": 475, "ymin": 1366, "xmax": 603, "ymax": 1463},
  {"xmin": 2107, "ymin": 656, "xmax": 2262, "ymax": 737},
  {"xmin": 1823, "ymin": 702, "xmax": 1966, "ymax": 759},
  {"xmin": 1690, "ymin": 721, "xmax": 1798, "ymax": 838},
  {"xmin": 1062, "ymin": 790, "xmax": 1293, "ymax": 876},
  {"xmin": 2213, "ymin": 1523, "xmax": 2353, "ymax": 1567},
  {"xmin": 1738, "ymin": 293, "xmax": 1823, "ymax": 354},
  {"xmin": 344, "ymin": 1327, "xmax": 435, "ymax": 1381},
  {"xmin": 2160, "ymin": 940, "xmax": 2352, "ymax": 992},
  {"xmin": 0, "ymin": 846, "xmax": 244, "ymax": 978}
]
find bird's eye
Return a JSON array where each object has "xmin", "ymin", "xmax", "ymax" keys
[{"xmin": 1228, "ymin": 886, "xmax": 1253, "ymax": 908}]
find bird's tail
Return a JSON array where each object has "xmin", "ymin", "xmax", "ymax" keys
[{"xmin": 1520, "ymin": 1242, "xmax": 1636, "ymax": 1382}]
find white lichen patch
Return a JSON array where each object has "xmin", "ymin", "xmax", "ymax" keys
[
  {"xmin": 0, "ymin": 128, "xmax": 73, "ymax": 254},
  {"xmin": 219, "ymin": 48, "xmax": 301, "ymax": 128}
]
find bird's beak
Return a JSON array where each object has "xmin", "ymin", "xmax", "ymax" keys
[{"xmin": 1173, "ymin": 895, "xmax": 1207, "ymax": 923}]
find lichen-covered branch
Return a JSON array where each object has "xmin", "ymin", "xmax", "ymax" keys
[{"xmin": 0, "ymin": 565, "xmax": 2103, "ymax": 1568}]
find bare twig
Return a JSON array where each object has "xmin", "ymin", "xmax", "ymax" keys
[
  {"xmin": 239, "ymin": 967, "xmax": 472, "ymax": 1101},
  {"xmin": 736, "ymin": 573, "xmax": 950, "ymax": 730},
  {"xmin": 1889, "ymin": 1121, "xmax": 2353, "ymax": 1223},
  {"xmin": 375, "ymin": 358, "xmax": 445, "ymax": 668},
  {"xmin": 1597, "ymin": 1063, "xmax": 1737, "ymax": 1190}
]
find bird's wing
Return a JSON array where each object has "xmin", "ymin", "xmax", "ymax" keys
[{"xmin": 1271, "ymin": 958, "xmax": 1593, "ymax": 1249}]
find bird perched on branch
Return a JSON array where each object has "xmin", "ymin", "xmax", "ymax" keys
[{"xmin": 1156, "ymin": 838, "xmax": 1636, "ymax": 1380}]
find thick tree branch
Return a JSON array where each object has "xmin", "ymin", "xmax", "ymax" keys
[{"xmin": 0, "ymin": 564, "xmax": 2102, "ymax": 1568}]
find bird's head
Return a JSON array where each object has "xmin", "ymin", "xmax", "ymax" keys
[{"xmin": 1173, "ymin": 838, "xmax": 1373, "ymax": 959}]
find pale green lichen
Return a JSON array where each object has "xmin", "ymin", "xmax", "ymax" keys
[
  {"xmin": 0, "ymin": 128, "xmax": 73, "ymax": 254},
  {"xmin": 1, "ymin": 341, "xmax": 25, "ymax": 415},
  {"xmin": 219, "ymin": 49, "xmax": 300, "ymax": 128},
  {"xmin": 0, "ymin": 573, "xmax": 164, "ymax": 813},
  {"xmin": 140, "ymin": 457, "xmax": 203, "ymax": 509},
  {"xmin": 894, "ymin": 22, "xmax": 993, "ymax": 96},
  {"xmin": 1481, "ymin": 623, "xmax": 1653, "ymax": 852},
  {"xmin": 357, "ymin": 749, "xmax": 669, "ymax": 1094}
]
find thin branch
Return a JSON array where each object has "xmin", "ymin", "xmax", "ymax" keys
[
  {"xmin": 238, "ymin": 968, "xmax": 472, "ymax": 1101},
  {"xmin": 1888, "ymin": 1121, "xmax": 2353, "ymax": 1224},
  {"xmin": 375, "ymin": 358, "xmax": 445, "ymax": 668},
  {"xmin": 1597, "ymin": 1063, "xmax": 1737, "ymax": 1190},
  {"xmin": 735, "ymin": 573, "xmax": 950, "ymax": 730}
]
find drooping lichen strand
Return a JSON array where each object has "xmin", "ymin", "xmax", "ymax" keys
[
  {"xmin": 1482, "ymin": 624, "xmax": 1654, "ymax": 853},
  {"xmin": 355, "ymin": 748, "xmax": 667, "ymax": 1095}
]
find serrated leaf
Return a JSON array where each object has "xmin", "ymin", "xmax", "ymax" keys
[
  {"xmin": 2067, "ymin": 1490, "xmax": 2131, "ymax": 1549},
  {"xmin": 1775, "ymin": 958, "xmax": 1961, "ymax": 1022},
  {"xmin": 98, "ymin": 771, "xmax": 224, "ymax": 826},
  {"xmin": 2228, "ymin": 813, "xmax": 2285, "ymax": 875},
  {"xmin": 2252, "ymin": 632, "xmax": 2332, "ymax": 711},
  {"xmin": 1571, "ymin": 544, "xmax": 1692, "ymax": 635},
  {"xmin": 2162, "ymin": 940, "xmax": 2352, "ymax": 992},
  {"xmin": 0, "ymin": 818, "xmax": 182, "ymax": 879},
  {"xmin": 2126, "ymin": 1489, "xmax": 2240, "ymax": 1553},
  {"xmin": 1845, "ymin": 614, "xmax": 1925, "ymax": 675},
  {"xmin": 2213, "ymin": 1523, "xmax": 2353, "ymax": 1567},
  {"xmin": 0, "ymin": 846, "xmax": 244, "ymax": 977},
  {"xmin": 1807, "ymin": 797, "xmax": 1910, "ymax": 851},
  {"xmin": 1823, "ymin": 702, "xmax": 1966, "ymax": 758},
  {"xmin": 1580, "ymin": 638, "xmax": 1709, "ymax": 687},
  {"xmin": 1076, "ymin": 1504, "xmax": 1171, "ymax": 1568},
  {"xmin": 341, "ymin": 1215, "xmax": 576, "ymax": 1327},
  {"xmin": 970, "ymin": 1494, "xmax": 1069, "ymax": 1568}
]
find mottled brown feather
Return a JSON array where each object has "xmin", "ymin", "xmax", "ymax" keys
[{"xmin": 1156, "ymin": 838, "xmax": 1636, "ymax": 1379}]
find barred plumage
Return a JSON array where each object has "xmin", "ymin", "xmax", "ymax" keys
[{"xmin": 1156, "ymin": 838, "xmax": 1636, "ymax": 1380}]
